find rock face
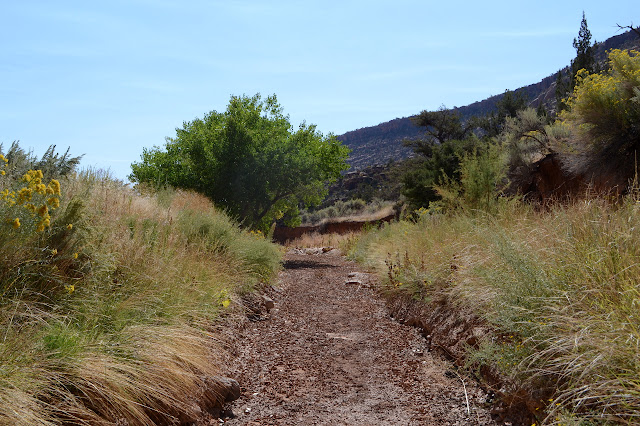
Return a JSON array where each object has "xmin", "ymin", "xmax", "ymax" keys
[{"xmin": 515, "ymin": 153, "xmax": 627, "ymax": 203}]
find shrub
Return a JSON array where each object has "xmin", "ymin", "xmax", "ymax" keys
[
  {"xmin": 0, "ymin": 142, "xmax": 81, "ymax": 181},
  {"xmin": 434, "ymin": 143, "xmax": 507, "ymax": 213},
  {"xmin": 561, "ymin": 49, "xmax": 640, "ymax": 181}
]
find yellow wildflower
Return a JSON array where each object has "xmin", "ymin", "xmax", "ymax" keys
[
  {"xmin": 11, "ymin": 218, "xmax": 20, "ymax": 229},
  {"xmin": 67, "ymin": 223, "xmax": 73, "ymax": 230},
  {"xmin": 47, "ymin": 197, "xmax": 60, "ymax": 209},
  {"xmin": 64, "ymin": 284, "xmax": 75, "ymax": 294},
  {"xmin": 36, "ymin": 216, "xmax": 50, "ymax": 232},
  {"xmin": 222, "ymin": 299, "xmax": 231, "ymax": 308},
  {"xmin": 37, "ymin": 205, "xmax": 48, "ymax": 217},
  {"xmin": 51, "ymin": 249, "xmax": 57, "ymax": 256},
  {"xmin": 35, "ymin": 183, "xmax": 47, "ymax": 194},
  {"xmin": 16, "ymin": 187, "xmax": 33, "ymax": 204},
  {"xmin": 48, "ymin": 179, "xmax": 61, "ymax": 195},
  {"xmin": 73, "ymin": 252, "xmax": 79, "ymax": 259},
  {"xmin": 23, "ymin": 170, "xmax": 43, "ymax": 184},
  {"xmin": 1, "ymin": 170, "xmax": 5, "ymax": 176},
  {"xmin": 25, "ymin": 203, "xmax": 36, "ymax": 213}
]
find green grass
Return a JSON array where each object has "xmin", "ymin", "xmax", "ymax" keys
[
  {"xmin": 350, "ymin": 196, "xmax": 640, "ymax": 424},
  {"xmin": 0, "ymin": 168, "xmax": 282, "ymax": 424}
]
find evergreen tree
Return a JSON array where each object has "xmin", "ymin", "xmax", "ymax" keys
[
  {"xmin": 556, "ymin": 12, "xmax": 596, "ymax": 112},
  {"xmin": 570, "ymin": 12, "xmax": 595, "ymax": 89}
]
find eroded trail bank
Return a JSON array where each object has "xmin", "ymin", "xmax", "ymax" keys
[{"xmin": 221, "ymin": 249, "xmax": 496, "ymax": 425}]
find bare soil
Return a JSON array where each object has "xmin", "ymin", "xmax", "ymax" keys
[{"xmin": 215, "ymin": 249, "xmax": 498, "ymax": 425}]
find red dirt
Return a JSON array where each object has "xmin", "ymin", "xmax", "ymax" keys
[{"xmin": 212, "ymin": 249, "xmax": 498, "ymax": 425}]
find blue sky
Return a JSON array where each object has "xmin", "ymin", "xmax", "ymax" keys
[{"xmin": 1, "ymin": 1, "xmax": 638, "ymax": 180}]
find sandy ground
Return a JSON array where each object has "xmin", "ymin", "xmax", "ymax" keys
[{"xmin": 215, "ymin": 249, "xmax": 497, "ymax": 425}]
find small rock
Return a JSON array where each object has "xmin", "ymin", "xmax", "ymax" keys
[
  {"xmin": 218, "ymin": 377, "xmax": 241, "ymax": 402},
  {"xmin": 262, "ymin": 295, "xmax": 275, "ymax": 311},
  {"xmin": 345, "ymin": 279, "xmax": 362, "ymax": 286},
  {"xmin": 244, "ymin": 407, "xmax": 252, "ymax": 414}
]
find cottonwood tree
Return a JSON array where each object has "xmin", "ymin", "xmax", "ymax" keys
[{"xmin": 130, "ymin": 94, "xmax": 350, "ymax": 230}]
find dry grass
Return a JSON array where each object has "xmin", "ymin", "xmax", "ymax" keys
[
  {"xmin": 286, "ymin": 231, "xmax": 361, "ymax": 251},
  {"xmin": 351, "ymin": 196, "xmax": 640, "ymax": 424},
  {"xmin": 0, "ymin": 170, "xmax": 282, "ymax": 425},
  {"xmin": 317, "ymin": 204, "xmax": 395, "ymax": 224}
]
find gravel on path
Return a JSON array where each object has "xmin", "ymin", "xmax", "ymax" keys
[{"xmin": 216, "ymin": 249, "xmax": 497, "ymax": 425}]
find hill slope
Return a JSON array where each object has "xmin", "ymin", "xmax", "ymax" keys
[{"xmin": 338, "ymin": 30, "xmax": 640, "ymax": 170}]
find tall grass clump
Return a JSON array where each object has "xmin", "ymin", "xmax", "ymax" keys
[
  {"xmin": 351, "ymin": 195, "xmax": 640, "ymax": 424},
  {"xmin": 0, "ymin": 148, "xmax": 281, "ymax": 425}
]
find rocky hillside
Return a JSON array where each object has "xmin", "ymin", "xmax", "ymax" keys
[{"xmin": 338, "ymin": 30, "xmax": 640, "ymax": 170}]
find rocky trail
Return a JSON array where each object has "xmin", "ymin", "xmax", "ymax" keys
[{"xmin": 213, "ymin": 249, "xmax": 497, "ymax": 425}]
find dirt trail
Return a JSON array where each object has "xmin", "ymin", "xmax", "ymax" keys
[{"xmin": 219, "ymin": 249, "xmax": 497, "ymax": 425}]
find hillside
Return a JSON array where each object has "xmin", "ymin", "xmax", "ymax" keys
[{"xmin": 338, "ymin": 30, "xmax": 640, "ymax": 170}]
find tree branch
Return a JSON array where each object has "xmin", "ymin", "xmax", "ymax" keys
[{"xmin": 617, "ymin": 23, "xmax": 640, "ymax": 39}]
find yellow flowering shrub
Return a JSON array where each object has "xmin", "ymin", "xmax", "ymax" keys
[
  {"xmin": 1, "ymin": 164, "xmax": 84, "ymax": 300},
  {"xmin": 561, "ymin": 49, "xmax": 640, "ymax": 177},
  {"xmin": 1, "ymin": 168, "xmax": 63, "ymax": 233}
]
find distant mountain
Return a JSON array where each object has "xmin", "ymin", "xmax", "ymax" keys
[{"xmin": 338, "ymin": 30, "xmax": 640, "ymax": 170}]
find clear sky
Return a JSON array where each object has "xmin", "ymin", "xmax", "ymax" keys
[{"xmin": 1, "ymin": 1, "xmax": 638, "ymax": 180}]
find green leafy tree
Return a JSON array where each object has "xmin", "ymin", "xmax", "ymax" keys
[{"xmin": 130, "ymin": 94, "xmax": 350, "ymax": 230}]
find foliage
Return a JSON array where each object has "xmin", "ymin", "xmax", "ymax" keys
[
  {"xmin": 402, "ymin": 137, "xmax": 481, "ymax": 209},
  {"xmin": 571, "ymin": 12, "xmax": 596, "ymax": 88},
  {"xmin": 402, "ymin": 106, "xmax": 487, "ymax": 210},
  {"xmin": 0, "ymin": 158, "xmax": 81, "ymax": 302},
  {"xmin": 478, "ymin": 89, "xmax": 529, "ymax": 137},
  {"xmin": 1, "ymin": 143, "xmax": 282, "ymax": 424},
  {"xmin": 130, "ymin": 94, "xmax": 350, "ymax": 231},
  {"xmin": 434, "ymin": 143, "xmax": 507, "ymax": 213},
  {"xmin": 561, "ymin": 49, "xmax": 640, "ymax": 180},
  {"xmin": 500, "ymin": 108, "xmax": 570, "ymax": 180},
  {"xmin": 0, "ymin": 142, "xmax": 82, "ymax": 180},
  {"xmin": 556, "ymin": 12, "xmax": 596, "ymax": 111},
  {"xmin": 405, "ymin": 106, "xmax": 474, "ymax": 154},
  {"xmin": 350, "ymin": 194, "xmax": 640, "ymax": 423}
]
